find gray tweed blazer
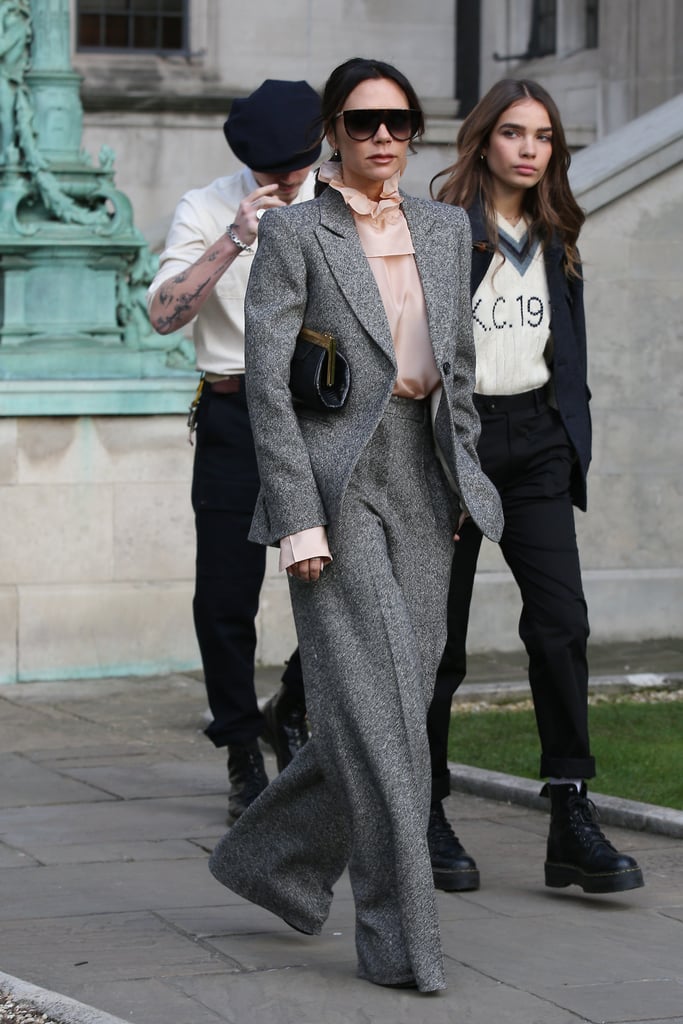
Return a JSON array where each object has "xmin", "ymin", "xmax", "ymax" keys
[{"xmin": 244, "ymin": 185, "xmax": 503, "ymax": 548}]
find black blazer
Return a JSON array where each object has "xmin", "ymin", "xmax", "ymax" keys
[{"xmin": 467, "ymin": 201, "xmax": 592, "ymax": 511}]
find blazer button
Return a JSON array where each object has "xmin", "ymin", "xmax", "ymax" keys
[{"xmin": 443, "ymin": 362, "xmax": 451, "ymax": 375}]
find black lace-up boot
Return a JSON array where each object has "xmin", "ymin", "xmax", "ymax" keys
[
  {"xmin": 543, "ymin": 783, "xmax": 644, "ymax": 893},
  {"xmin": 427, "ymin": 800, "xmax": 480, "ymax": 891},
  {"xmin": 261, "ymin": 684, "xmax": 309, "ymax": 773},
  {"xmin": 226, "ymin": 741, "xmax": 268, "ymax": 823}
]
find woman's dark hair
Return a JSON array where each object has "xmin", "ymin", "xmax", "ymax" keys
[
  {"xmin": 431, "ymin": 78, "xmax": 584, "ymax": 277},
  {"xmin": 314, "ymin": 57, "xmax": 425, "ymax": 196}
]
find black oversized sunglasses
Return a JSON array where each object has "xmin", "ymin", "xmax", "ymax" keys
[{"xmin": 335, "ymin": 108, "xmax": 421, "ymax": 142}]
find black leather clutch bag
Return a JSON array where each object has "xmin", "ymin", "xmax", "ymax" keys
[{"xmin": 289, "ymin": 326, "xmax": 351, "ymax": 412}]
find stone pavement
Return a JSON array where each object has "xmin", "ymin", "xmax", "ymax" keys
[{"xmin": 1, "ymin": 641, "xmax": 682, "ymax": 1024}]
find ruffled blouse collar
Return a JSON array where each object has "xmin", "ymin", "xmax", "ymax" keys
[{"xmin": 317, "ymin": 160, "xmax": 404, "ymax": 226}]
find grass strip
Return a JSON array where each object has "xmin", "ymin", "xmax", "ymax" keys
[{"xmin": 447, "ymin": 692, "xmax": 683, "ymax": 810}]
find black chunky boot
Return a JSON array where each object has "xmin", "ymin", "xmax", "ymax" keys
[
  {"xmin": 428, "ymin": 800, "xmax": 480, "ymax": 891},
  {"xmin": 261, "ymin": 684, "xmax": 309, "ymax": 773},
  {"xmin": 543, "ymin": 783, "xmax": 644, "ymax": 893},
  {"xmin": 226, "ymin": 741, "xmax": 268, "ymax": 823}
]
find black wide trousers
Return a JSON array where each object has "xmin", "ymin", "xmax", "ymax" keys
[{"xmin": 428, "ymin": 387, "xmax": 594, "ymax": 799}]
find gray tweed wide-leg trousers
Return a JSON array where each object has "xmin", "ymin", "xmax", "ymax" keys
[{"xmin": 209, "ymin": 396, "xmax": 455, "ymax": 993}]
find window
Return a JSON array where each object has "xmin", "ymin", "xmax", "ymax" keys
[
  {"xmin": 585, "ymin": 0, "xmax": 599, "ymax": 49},
  {"xmin": 528, "ymin": 0, "xmax": 557, "ymax": 58},
  {"xmin": 76, "ymin": 0, "xmax": 187, "ymax": 52},
  {"xmin": 456, "ymin": 0, "xmax": 481, "ymax": 117},
  {"xmin": 522, "ymin": 0, "xmax": 599, "ymax": 59}
]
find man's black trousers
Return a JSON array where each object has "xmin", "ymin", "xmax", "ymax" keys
[{"xmin": 191, "ymin": 379, "xmax": 303, "ymax": 748}]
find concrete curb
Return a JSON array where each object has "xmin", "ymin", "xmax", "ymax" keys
[
  {"xmin": 448, "ymin": 763, "xmax": 683, "ymax": 838},
  {"xmin": 453, "ymin": 670, "xmax": 683, "ymax": 706},
  {"xmin": 0, "ymin": 972, "xmax": 134, "ymax": 1024}
]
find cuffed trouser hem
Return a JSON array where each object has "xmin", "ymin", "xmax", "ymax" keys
[
  {"xmin": 203, "ymin": 722, "xmax": 264, "ymax": 750},
  {"xmin": 431, "ymin": 770, "xmax": 452, "ymax": 804},
  {"xmin": 540, "ymin": 755, "xmax": 596, "ymax": 780}
]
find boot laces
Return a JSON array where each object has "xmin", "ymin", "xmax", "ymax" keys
[
  {"xmin": 228, "ymin": 744, "xmax": 266, "ymax": 779},
  {"xmin": 428, "ymin": 803, "xmax": 464, "ymax": 853},
  {"xmin": 568, "ymin": 791, "xmax": 618, "ymax": 853}
]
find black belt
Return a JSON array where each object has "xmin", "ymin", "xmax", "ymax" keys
[{"xmin": 474, "ymin": 386, "xmax": 547, "ymax": 414}]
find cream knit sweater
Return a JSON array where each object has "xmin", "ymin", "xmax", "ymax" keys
[{"xmin": 472, "ymin": 214, "xmax": 552, "ymax": 396}]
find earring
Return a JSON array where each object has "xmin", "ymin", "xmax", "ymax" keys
[
  {"xmin": 480, "ymin": 152, "xmax": 485, "ymax": 161},
  {"xmin": 332, "ymin": 148, "xmax": 341, "ymax": 160}
]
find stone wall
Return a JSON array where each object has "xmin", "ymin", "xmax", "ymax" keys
[
  {"xmin": 0, "ymin": 414, "xmax": 302, "ymax": 683},
  {"xmin": 574, "ymin": 161, "xmax": 683, "ymax": 638},
  {"xmin": 0, "ymin": 416, "xmax": 195, "ymax": 682}
]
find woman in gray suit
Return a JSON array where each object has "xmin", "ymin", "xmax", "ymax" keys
[{"xmin": 209, "ymin": 57, "xmax": 502, "ymax": 993}]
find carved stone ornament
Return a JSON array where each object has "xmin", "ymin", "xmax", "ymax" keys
[{"xmin": 0, "ymin": 0, "xmax": 193, "ymax": 383}]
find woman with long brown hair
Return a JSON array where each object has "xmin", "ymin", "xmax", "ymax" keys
[{"xmin": 426, "ymin": 79, "xmax": 644, "ymax": 897}]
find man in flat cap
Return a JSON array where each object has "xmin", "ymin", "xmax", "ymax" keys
[{"xmin": 148, "ymin": 80, "xmax": 320, "ymax": 823}]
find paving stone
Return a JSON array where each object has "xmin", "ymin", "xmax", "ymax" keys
[
  {"xmin": 203, "ymin": 930, "xmax": 357, "ymax": 973},
  {"xmin": 57, "ymin": 760, "xmax": 226, "ymax": 800},
  {"xmin": 0, "ymin": 840, "xmax": 38, "ymax": 868},
  {"xmin": 36, "ymin": 977, "xmax": 228, "ymax": 1024},
  {"xmin": 21, "ymin": 838, "xmax": 208, "ymax": 866},
  {"xmin": 0, "ymin": 794, "xmax": 227, "ymax": 852},
  {"xmin": 192, "ymin": 895, "xmax": 360, "ymax": 972},
  {"xmin": 0, "ymin": 753, "xmax": 116, "ymax": 808},
  {"xmin": 0, "ymin": 912, "xmax": 236, "ymax": 987},
  {"xmin": 50, "ymin": 700, "xmax": 206, "ymax": 741},
  {"xmin": 158, "ymin": 884, "xmax": 358, "ymax": 944},
  {"xmin": 0, "ymin": 699, "xmax": 115, "ymax": 754},
  {"xmin": 433, "ymin": 890, "xmax": 498, "ymax": 924},
  {"xmin": 0, "ymin": 858, "xmax": 225, "ymax": 918},
  {"xmin": 629, "ymin": 846, "xmax": 683, "ymax": 878},
  {"xmin": 27, "ymin": 745, "xmax": 157, "ymax": 765},
  {"xmin": 172, "ymin": 959, "xmax": 591, "ymax": 1024},
  {"xmin": 441, "ymin": 910, "xmax": 683, "ymax": 990},
  {"xmin": 159, "ymin": 884, "xmax": 363, "ymax": 972},
  {"xmin": 541, "ymin": 979, "xmax": 683, "ymax": 1023},
  {"xmin": 437, "ymin": 882, "xmax": 554, "ymax": 921}
]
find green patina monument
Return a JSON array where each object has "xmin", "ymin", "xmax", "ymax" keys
[{"xmin": 0, "ymin": 0, "xmax": 193, "ymax": 411}]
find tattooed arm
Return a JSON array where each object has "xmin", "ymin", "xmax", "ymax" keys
[
  {"xmin": 149, "ymin": 233, "xmax": 243, "ymax": 335},
  {"xmin": 148, "ymin": 182, "xmax": 283, "ymax": 335}
]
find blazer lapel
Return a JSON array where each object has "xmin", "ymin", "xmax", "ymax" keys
[
  {"xmin": 403, "ymin": 197, "xmax": 453, "ymax": 365},
  {"xmin": 315, "ymin": 189, "xmax": 396, "ymax": 366}
]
